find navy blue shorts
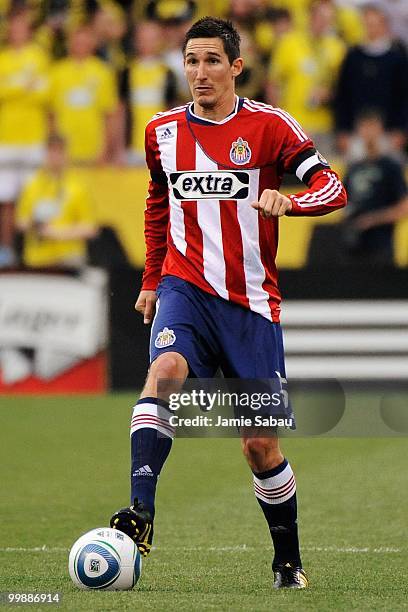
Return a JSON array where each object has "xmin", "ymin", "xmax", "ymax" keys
[{"xmin": 150, "ymin": 275, "xmax": 287, "ymax": 380}]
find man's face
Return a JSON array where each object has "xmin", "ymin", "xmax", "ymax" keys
[
  {"xmin": 8, "ymin": 14, "xmax": 32, "ymax": 46},
  {"xmin": 135, "ymin": 22, "xmax": 163, "ymax": 57},
  {"xmin": 184, "ymin": 37, "xmax": 242, "ymax": 109},
  {"xmin": 357, "ymin": 117, "xmax": 383, "ymax": 145},
  {"xmin": 69, "ymin": 27, "xmax": 96, "ymax": 59},
  {"xmin": 363, "ymin": 8, "xmax": 389, "ymax": 41}
]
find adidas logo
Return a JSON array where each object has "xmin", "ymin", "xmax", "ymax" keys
[
  {"xmin": 160, "ymin": 127, "xmax": 173, "ymax": 140},
  {"xmin": 133, "ymin": 465, "xmax": 154, "ymax": 477}
]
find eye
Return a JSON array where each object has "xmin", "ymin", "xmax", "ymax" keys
[{"xmin": 186, "ymin": 57, "xmax": 197, "ymax": 65}]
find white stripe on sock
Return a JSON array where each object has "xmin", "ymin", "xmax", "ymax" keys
[
  {"xmin": 130, "ymin": 402, "xmax": 175, "ymax": 439},
  {"xmin": 253, "ymin": 462, "xmax": 296, "ymax": 505}
]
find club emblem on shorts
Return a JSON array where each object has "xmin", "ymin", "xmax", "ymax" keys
[
  {"xmin": 230, "ymin": 137, "xmax": 252, "ymax": 165},
  {"xmin": 155, "ymin": 327, "xmax": 176, "ymax": 348}
]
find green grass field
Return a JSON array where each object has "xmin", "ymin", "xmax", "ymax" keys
[{"xmin": 1, "ymin": 395, "xmax": 407, "ymax": 611}]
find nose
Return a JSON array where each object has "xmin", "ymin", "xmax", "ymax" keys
[{"xmin": 196, "ymin": 61, "xmax": 207, "ymax": 81}]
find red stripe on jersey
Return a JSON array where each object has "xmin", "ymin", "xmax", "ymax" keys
[
  {"xmin": 258, "ymin": 167, "xmax": 281, "ymax": 321},
  {"xmin": 219, "ymin": 200, "xmax": 249, "ymax": 307}
]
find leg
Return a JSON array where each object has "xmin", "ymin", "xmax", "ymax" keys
[
  {"xmin": 111, "ymin": 276, "xmax": 219, "ymax": 554},
  {"xmin": 130, "ymin": 351, "xmax": 188, "ymax": 517},
  {"xmin": 0, "ymin": 148, "xmax": 22, "ymax": 268},
  {"xmin": 241, "ymin": 428, "xmax": 308, "ymax": 588},
  {"xmin": 241, "ymin": 428, "xmax": 284, "ymax": 472},
  {"xmin": 111, "ymin": 352, "xmax": 188, "ymax": 556},
  {"xmin": 216, "ymin": 304, "xmax": 306, "ymax": 586},
  {"xmin": 0, "ymin": 202, "xmax": 16, "ymax": 267}
]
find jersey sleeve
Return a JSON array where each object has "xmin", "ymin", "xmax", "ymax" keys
[
  {"xmin": 273, "ymin": 111, "xmax": 347, "ymax": 216},
  {"xmin": 141, "ymin": 122, "xmax": 169, "ymax": 291},
  {"xmin": 287, "ymin": 168, "xmax": 347, "ymax": 216}
]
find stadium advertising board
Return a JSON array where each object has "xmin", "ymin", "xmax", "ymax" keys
[{"xmin": 0, "ymin": 270, "xmax": 108, "ymax": 393}]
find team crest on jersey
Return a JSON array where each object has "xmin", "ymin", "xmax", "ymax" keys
[
  {"xmin": 155, "ymin": 327, "xmax": 176, "ymax": 349},
  {"xmin": 230, "ymin": 137, "xmax": 252, "ymax": 165}
]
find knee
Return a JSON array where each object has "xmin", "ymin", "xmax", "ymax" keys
[{"xmin": 148, "ymin": 352, "xmax": 188, "ymax": 385}]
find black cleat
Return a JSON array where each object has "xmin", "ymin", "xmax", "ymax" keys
[
  {"xmin": 273, "ymin": 563, "xmax": 309, "ymax": 589},
  {"xmin": 110, "ymin": 498, "xmax": 153, "ymax": 557}
]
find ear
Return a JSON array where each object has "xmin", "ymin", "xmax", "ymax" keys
[{"xmin": 231, "ymin": 57, "xmax": 243, "ymax": 78}]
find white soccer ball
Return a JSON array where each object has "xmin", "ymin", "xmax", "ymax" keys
[{"xmin": 68, "ymin": 527, "xmax": 142, "ymax": 590}]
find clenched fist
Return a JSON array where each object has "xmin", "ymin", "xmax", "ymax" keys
[{"xmin": 251, "ymin": 189, "xmax": 292, "ymax": 218}]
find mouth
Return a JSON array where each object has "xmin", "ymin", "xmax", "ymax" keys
[{"xmin": 195, "ymin": 86, "xmax": 213, "ymax": 94}]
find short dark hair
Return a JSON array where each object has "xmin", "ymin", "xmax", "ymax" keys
[
  {"xmin": 182, "ymin": 17, "xmax": 241, "ymax": 64},
  {"xmin": 354, "ymin": 108, "xmax": 384, "ymax": 126}
]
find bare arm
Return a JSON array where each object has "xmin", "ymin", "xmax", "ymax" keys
[
  {"xmin": 38, "ymin": 224, "xmax": 98, "ymax": 240},
  {"xmin": 354, "ymin": 196, "xmax": 408, "ymax": 230}
]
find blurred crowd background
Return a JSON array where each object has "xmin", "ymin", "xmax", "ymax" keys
[{"xmin": 0, "ymin": 0, "xmax": 407, "ymax": 270}]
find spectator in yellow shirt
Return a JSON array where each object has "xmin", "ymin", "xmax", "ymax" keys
[
  {"xmin": 267, "ymin": 0, "xmax": 345, "ymax": 153},
  {"xmin": 50, "ymin": 24, "xmax": 118, "ymax": 164},
  {"xmin": 127, "ymin": 20, "xmax": 176, "ymax": 161},
  {"xmin": 16, "ymin": 133, "xmax": 98, "ymax": 269},
  {"xmin": 0, "ymin": 7, "xmax": 50, "ymax": 268}
]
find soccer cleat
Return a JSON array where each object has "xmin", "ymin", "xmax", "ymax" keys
[
  {"xmin": 110, "ymin": 498, "xmax": 153, "ymax": 557},
  {"xmin": 273, "ymin": 563, "xmax": 309, "ymax": 589}
]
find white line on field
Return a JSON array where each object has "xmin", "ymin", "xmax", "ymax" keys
[
  {"xmin": 0, "ymin": 546, "xmax": 68, "ymax": 552},
  {"xmin": 0, "ymin": 545, "xmax": 402, "ymax": 554}
]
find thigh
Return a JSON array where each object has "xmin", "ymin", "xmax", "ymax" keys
[
  {"xmin": 150, "ymin": 276, "xmax": 220, "ymax": 378},
  {"xmin": 217, "ymin": 303, "xmax": 287, "ymax": 379},
  {"xmin": 216, "ymin": 305, "xmax": 293, "ymax": 423}
]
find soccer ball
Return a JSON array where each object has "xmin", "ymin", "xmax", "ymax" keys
[{"xmin": 68, "ymin": 527, "xmax": 142, "ymax": 590}]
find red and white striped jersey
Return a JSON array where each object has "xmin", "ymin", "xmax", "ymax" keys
[{"xmin": 142, "ymin": 96, "xmax": 347, "ymax": 321}]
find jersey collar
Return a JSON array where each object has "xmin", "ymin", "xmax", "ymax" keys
[{"xmin": 186, "ymin": 96, "xmax": 244, "ymax": 126}]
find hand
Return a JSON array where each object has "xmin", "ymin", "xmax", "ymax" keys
[
  {"xmin": 353, "ymin": 213, "xmax": 377, "ymax": 231},
  {"xmin": 389, "ymin": 130, "xmax": 407, "ymax": 152},
  {"xmin": 309, "ymin": 85, "xmax": 330, "ymax": 107},
  {"xmin": 135, "ymin": 290, "xmax": 157, "ymax": 324},
  {"xmin": 251, "ymin": 190, "xmax": 292, "ymax": 218},
  {"xmin": 25, "ymin": 77, "xmax": 37, "ymax": 91},
  {"xmin": 36, "ymin": 224, "xmax": 60, "ymax": 239}
]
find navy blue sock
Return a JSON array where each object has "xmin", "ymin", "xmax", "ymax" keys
[
  {"xmin": 130, "ymin": 397, "xmax": 174, "ymax": 519},
  {"xmin": 253, "ymin": 458, "xmax": 301, "ymax": 569}
]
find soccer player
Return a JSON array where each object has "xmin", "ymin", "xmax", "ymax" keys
[{"xmin": 111, "ymin": 17, "xmax": 346, "ymax": 589}]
